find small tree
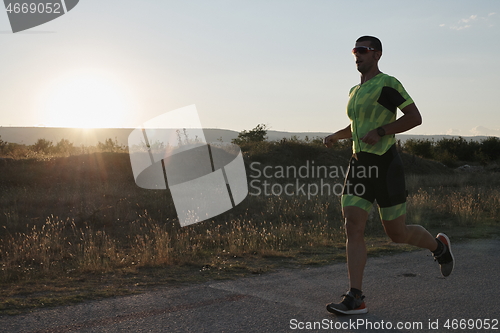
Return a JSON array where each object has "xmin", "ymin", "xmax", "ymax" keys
[
  {"xmin": 32, "ymin": 138, "xmax": 53, "ymax": 154},
  {"xmin": 54, "ymin": 138, "xmax": 74, "ymax": 154},
  {"xmin": 232, "ymin": 124, "xmax": 268, "ymax": 145}
]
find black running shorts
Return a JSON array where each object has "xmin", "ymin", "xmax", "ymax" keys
[{"xmin": 341, "ymin": 144, "xmax": 407, "ymax": 220}]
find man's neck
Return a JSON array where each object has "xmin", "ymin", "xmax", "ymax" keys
[{"xmin": 360, "ymin": 68, "xmax": 382, "ymax": 85}]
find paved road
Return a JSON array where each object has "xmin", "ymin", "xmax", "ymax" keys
[{"xmin": 1, "ymin": 239, "xmax": 499, "ymax": 333}]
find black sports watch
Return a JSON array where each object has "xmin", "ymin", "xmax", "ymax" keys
[{"xmin": 376, "ymin": 127, "xmax": 386, "ymax": 137}]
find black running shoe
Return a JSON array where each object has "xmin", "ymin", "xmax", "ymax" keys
[
  {"xmin": 326, "ymin": 291, "xmax": 368, "ymax": 315},
  {"xmin": 434, "ymin": 233, "xmax": 454, "ymax": 277}
]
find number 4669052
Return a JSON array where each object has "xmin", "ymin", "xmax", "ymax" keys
[{"xmin": 444, "ymin": 318, "xmax": 498, "ymax": 330}]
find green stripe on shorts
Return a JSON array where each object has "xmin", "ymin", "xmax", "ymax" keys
[
  {"xmin": 378, "ymin": 202, "xmax": 406, "ymax": 221},
  {"xmin": 341, "ymin": 194, "xmax": 373, "ymax": 213}
]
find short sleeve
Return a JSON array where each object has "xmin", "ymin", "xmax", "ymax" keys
[{"xmin": 389, "ymin": 77, "xmax": 413, "ymax": 110}]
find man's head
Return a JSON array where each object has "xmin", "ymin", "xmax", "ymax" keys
[
  {"xmin": 353, "ymin": 36, "xmax": 382, "ymax": 74},
  {"xmin": 355, "ymin": 36, "xmax": 382, "ymax": 52}
]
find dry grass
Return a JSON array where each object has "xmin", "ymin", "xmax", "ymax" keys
[
  {"xmin": 406, "ymin": 173, "xmax": 500, "ymax": 227},
  {"xmin": 0, "ymin": 155, "xmax": 349, "ymax": 282}
]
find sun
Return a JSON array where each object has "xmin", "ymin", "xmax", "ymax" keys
[{"xmin": 41, "ymin": 69, "xmax": 135, "ymax": 128}]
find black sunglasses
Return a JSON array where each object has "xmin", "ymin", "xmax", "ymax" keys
[{"xmin": 352, "ymin": 46, "xmax": 378, "ymax": 54}]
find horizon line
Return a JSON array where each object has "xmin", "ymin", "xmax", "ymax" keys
[{"xmin": 0, "ymin": 126, "xmax": 498, "ymax": 138}]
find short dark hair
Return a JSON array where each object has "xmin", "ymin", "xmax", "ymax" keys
[{"xmin": 356, "ymin": 36, "xmax": 382, "ymax": 52}]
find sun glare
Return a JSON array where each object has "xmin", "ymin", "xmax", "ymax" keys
[{"xmin": 41, "ymin": 70, "xmax": 135, "ymax": 128}]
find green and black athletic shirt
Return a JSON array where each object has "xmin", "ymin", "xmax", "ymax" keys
[{"xmin": 347, "ymin": 73, "xmax": 414, "ymax": 155}]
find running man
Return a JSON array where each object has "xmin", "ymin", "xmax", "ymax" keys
[{"xmin": 324, "ymin": 36, "xmax": 454, "ymax": 315}]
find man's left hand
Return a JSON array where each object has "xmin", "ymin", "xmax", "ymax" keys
[{"xmin": 360, "ymin": 129, "xmax": 381, "ymax": 145}]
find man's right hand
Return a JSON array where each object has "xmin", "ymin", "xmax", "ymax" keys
[
  {"xmin": 324, "ymin": 125, "xmax": 352, "ymax": 148},
  {"xmin": 324, "ymin": 133, "xmax": 339, "ymax": 148}
]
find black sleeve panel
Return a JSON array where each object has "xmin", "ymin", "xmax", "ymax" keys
[{"xmin": 377, "ymin": 86, "xmax": 407, "ymax": 114}]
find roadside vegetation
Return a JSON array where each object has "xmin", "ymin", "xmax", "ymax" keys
[
  {"xmin": 404, "ymin": 136, "xmax": 500, "ymax": 167},
  {"xmin": 0, "ymin": 128, "xmax": 499, "ymax": 314}
]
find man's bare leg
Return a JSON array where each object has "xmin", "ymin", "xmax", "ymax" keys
[
  {"xmin": 382, "ymin": 214, "xmax": 438, "ymax": 251},
  {"xmin": 382, "ymin": 214, "xmax": 454, "ymax": 277},
  {"xmin": 326, "ymin": 206, "xmax": 370, "ymax": 314},
  {"xmin": 343, "ymin": 206, "xmax": 369, "ymax": 291}
]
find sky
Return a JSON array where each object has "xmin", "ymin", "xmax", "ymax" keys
[{"xmin": 0, "ymin": 0, "xmax": 499, "ymax": 136}]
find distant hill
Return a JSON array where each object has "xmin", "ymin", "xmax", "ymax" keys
[{"xmin": 0, "ymin": 127, "xmax": 495, "ymax": 146}]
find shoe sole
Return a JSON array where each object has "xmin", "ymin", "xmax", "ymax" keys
[
  {"xmin": 326, "ymin": 304, "xmax": 368, "ymax": 315},
  {"xmin": 437, "ymin": 232, "xmax": 455, "ymax": 277}
]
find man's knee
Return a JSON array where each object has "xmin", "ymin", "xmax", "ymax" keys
[
  {"xmin": 382, "ymin": 215, "xmax": 408, "ymax": 243},
  {"xmin": 343, "ymin": 206, "xmax": 368, "ymax": 237}
]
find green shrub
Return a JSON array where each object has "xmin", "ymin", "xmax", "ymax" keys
[
  {"xmin": 480, "ymin": 136, "xmax": 500, "ymax": 162},
  {"xmin": 404, "ymin": 138, "xmax": 434, "ymax": 159},
  {"xmin": 232, "ymin": 124, "xmax": 268, "ymax": 145},
  {"xmin": 434, "ymin": 137, "xmax": 480, "ymax": 162}
]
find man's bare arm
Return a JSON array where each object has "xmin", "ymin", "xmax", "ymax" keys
[{"xmin": 324, "ymin": 124, "xmax": 352, "ymax": 148}]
